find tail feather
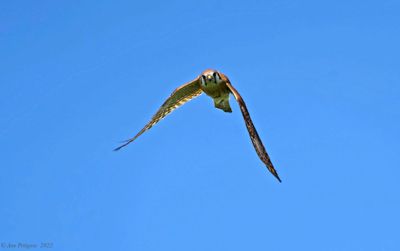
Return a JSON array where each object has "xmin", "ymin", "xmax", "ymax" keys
[{"xmin": 214, "ymin": 98, "xmax": 232, "ymax": 113}]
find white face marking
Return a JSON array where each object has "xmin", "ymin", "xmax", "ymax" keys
[
  {"xmin": 214, "ymin": 72, "xmax": 221, "ymax": 83},
  {"xmin": 200, "ymin": 75, "xmax": 206, "ymax": 86}
]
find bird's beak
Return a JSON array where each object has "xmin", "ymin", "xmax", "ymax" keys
[{"xmin": 207, "ymin": 75, "xmax": 213, "ymax": 81}]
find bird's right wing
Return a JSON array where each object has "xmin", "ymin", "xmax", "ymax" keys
[
  {"xmin": 114, "ymin": 79, "xmax": 202, "ymax": 151},
  {"xmin": 224, "ymin": 79, "xmax": 282, "ymax": 182}
]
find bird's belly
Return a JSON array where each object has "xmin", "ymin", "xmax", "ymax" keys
[{"xmin": 201, "ymin": 82, "xmax": 228, "ymax": 98}]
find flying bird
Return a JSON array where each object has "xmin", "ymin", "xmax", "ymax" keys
[{"xmin": 115, "ymin": 69, "xmax": 281, "ymax": 182}]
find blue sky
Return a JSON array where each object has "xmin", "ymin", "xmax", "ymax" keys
[{"xmin": 1, "ymin": 0, "xmax": 399, "ymax": 250}]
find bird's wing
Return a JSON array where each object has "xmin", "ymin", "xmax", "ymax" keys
[
  {"xmin": 224, "ymin": 78, "xmax": 282, "ymax": 182},
  {"xmin": 114, "ymin": 79, "xmax": 202, "ymax": 151}
]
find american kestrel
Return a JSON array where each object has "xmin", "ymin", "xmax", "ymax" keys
[{"xmin": 115, "ymin": 69, "xmax": 282, "ymax": 182}]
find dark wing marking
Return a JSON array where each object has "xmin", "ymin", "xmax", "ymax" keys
[
  {"xmin": 114, "ymin": 79, "xmax": 202, "ymax": 151},
  {"xmin": 225, "ymin": 80, "xmax": 282, "ymax": 182}
]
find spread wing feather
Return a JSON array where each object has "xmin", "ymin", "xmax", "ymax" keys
[
  {"xmin": 225, "ymin": 80, "xmax": 282, "ymax": 182},
  {"xmin": 114, "ymin": 79, "xmax": 202, "ymax": 151}
]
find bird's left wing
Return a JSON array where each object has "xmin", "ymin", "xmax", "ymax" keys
[
  {"xmin": 224, "ymin": 78, "xmax": 282, "ymax": 182},
  {"xmin": 114, "ymin": 78, "xmax": 202, "ymax": 151}
]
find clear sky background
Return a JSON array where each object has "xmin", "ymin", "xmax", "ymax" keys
[{"xmin": 1, "ymin": 0, "xmax": 399, "ymax": 250}]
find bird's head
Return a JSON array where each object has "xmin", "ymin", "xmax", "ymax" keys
[{"xmin": 200, "ymin": 69, "xmax": 222, "ymax": 87}]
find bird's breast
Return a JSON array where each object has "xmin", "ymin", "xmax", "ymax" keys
[{"xmin": 201, "ymin": 81, "xmax": 228, "ymax": 99}]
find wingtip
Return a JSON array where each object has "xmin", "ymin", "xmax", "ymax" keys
[
  {"xmin": 272, "ymin": 171, "xmax": 282, "ymax": 183},
  {"xmin": 268, "ymin": 166, "xmax": 282, "ymax": 183},
  {"xmin": 113, "ymin": 141, "xmax": 130, "ymax": 151},
  {"xmin": 113, "ymin": 137, "xmax": 137, "ymax": 152}
]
